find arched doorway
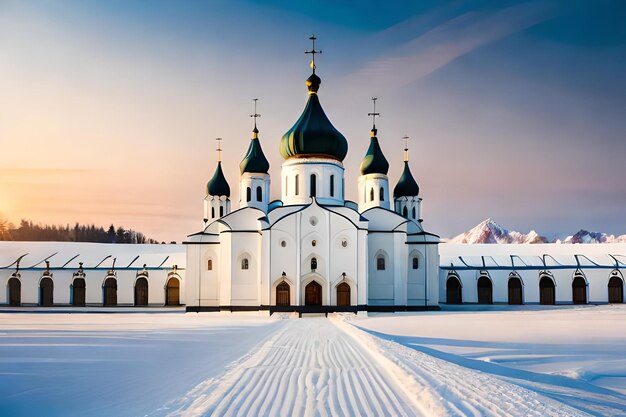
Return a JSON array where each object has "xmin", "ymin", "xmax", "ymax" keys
[
  {"xmin": 608, "ymin": 276, "xmax": 624, "ymax": 303},
  {"xmin": 135, "ymin": 277, "xmax": 148, "ymax": 306},
  {"xmin": 446, "ymin": 276, "xmax": 462, "ymax": 304},
  {"xmin": 166, "ymin": 277, "xmax": 180, "ymax": 306},
  {"xmin": 40, "ymin": 277, "xmax": 53, "ymax": 306},
  {"xmin": 103, "ymin": 277, "xmax": 117, "ymax": 306},
  {"xmin": 477, "ymin": 276, "xmax": 492, "ymax": 304},
  {"xmin": 305, "ymin": 281, "xmax": 322, "ymax": 306},
  {"xmin": 337, "ymin": 282, "xmax": 350, "ymax": 306},
  {"xmin": 72, "ymin": 278, "xmax": 86, "ymax": 307},
  {"xmin": 276, "ymin": 281, "xmax": 290, "ymax": 306},
  {"xmin": 572, "ymin": 275, "xmax": 587, "ymax": 304},
  {"xmin": 508, "ymin": 277, "xmax": 523, "ymax": 305},
  {"xmin": 539, "ymin": 276, "xmax": 555, "ymax": 305},
  {"xmin": 8, "ymin": 277, "xmax": 20, "ymax": 307}
]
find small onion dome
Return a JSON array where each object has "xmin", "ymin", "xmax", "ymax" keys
[
  {"xmin": 393, "ymin": 161, "xmax": 419, "ymax": 198},
  {"xmin": 206, "ymin": 161, "xmax": 230, "ymax": 197},
  {"xmin": 359, "ymin": 128, "xmax": 389, "ymax": 175},
  {"xmin": 279, "ymin": 74, "xmax": 348, "ymax": 161},
  {"xmin": 239, "ymin": 127, "xmax": 270, "ymax": 174}
]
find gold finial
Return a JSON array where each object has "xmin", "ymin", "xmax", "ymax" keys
[
  {"xmin": 250, "ymin": 98, "xmax": 260, "ymax": 139},
  {"xmin": 402, "ymin": 135, "xmax": 410, "ymax": 162},
  {"xmin": 368, "ymin": 97, "xmax": 380, "ymax": 135},
  {"xmin": 216, "ymin": 137, "xmax": 223, "ymax": 162},
  {"xmin": 305, "ymin": 35, "xmax": 322, "ymax": 73}
]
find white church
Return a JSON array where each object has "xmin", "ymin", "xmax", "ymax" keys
[
  {"xmin": 185, "ymin": 48, "xmax": 440, "ymax": 312},
  {"xmin": 1, "ymin": 39, "xmax": 624, "ymax": 311}
]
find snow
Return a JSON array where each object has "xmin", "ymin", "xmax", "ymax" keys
[
  {"xmin": 0, "ymin": 312, "xmax": 283, "ymax": 417},
  {"xmin": 2, "ymin": 309, "xmax": 626, "ymax": 416},
  {"xmin": 354, "ymin": 305, "xmax": 626, "ymax": 416}
]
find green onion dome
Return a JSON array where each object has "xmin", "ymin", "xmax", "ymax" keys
[
  {"xmin": 240, "ymin": 127, "xmax": 270, "ymax": 174},
  {"xmin": 206, "ymin": 161, "xmax": 230, "ymax": 197},
  {"xmin": 359, "ymin": 128, "xmax": 389, "ymax": 175},
  {"xmin": 393, "ymin": 162, "xmax": 419, "ymax": 198},
  {"xmin": 279, "ymin": 73, "xmax": 348, "ymax": 162}
]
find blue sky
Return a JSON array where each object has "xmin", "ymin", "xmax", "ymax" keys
[{"xmin": 1, "ymin": 0, "xmax": 625, "ymax": 241}]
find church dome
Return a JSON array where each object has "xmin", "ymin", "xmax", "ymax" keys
[
  {"xmin": 240, "ymin": 127, "xmax": 270, "ymax": 174},
  {"xmin": 207, "ymin": 161, "xmax": 230, "ymax": 197},
  {"xmin": 393, "ymin": 162, "xmax": 419, "ymax": 198},
  {"xmin": 279, "ymin": 73, "xmax": 348, "ymax": 162},
  {"xmin": 360, "ymin": 128, "xmax": 389, "ymax": 175}
]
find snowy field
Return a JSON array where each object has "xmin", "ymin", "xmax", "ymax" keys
[
  {"xmin": 355, "ymin": 305, "xmax": 626, "ymax": 416},
  {"xmin": 1, "ymin": 308, "xmax": 626, "ymax": 416}
]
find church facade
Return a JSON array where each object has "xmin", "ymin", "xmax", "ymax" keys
[{"xmin": 184, "ymin": 56, "xmax": 440, "ymax": 312}]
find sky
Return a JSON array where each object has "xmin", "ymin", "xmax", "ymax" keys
[{"xmin": 1, "ymin": 0, "xmax": 625, "ymax": 242}]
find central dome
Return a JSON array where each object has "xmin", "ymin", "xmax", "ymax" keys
[{"xmin": 279, "ymin": 73, "xmax": 348, "ymax": 162}]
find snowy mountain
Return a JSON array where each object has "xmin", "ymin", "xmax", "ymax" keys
[
  {"xmin": 448, "ymin": 219, "xmax": 547, "ymax": 244},
  {"xmin": 558, "ymin": 230, "xmax": 626, "ymax": 244},
  {"xmin": 448, "ymin": 219, "xmax": 626, "ymax": 244}
]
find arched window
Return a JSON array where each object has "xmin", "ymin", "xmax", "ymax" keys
[
  {"xmin": 211, "ymin": 207, "xmax": 215, "ymax": 218},
  {"xmin": 311, "ymin": 257, "xmax": 317, "ymax": 270},
  {"xmin": 412, "ymin": 257, "xmax": 419, "ymax": 269},
  {"xmin": 412, "ymin": 207, "xmax": 416, "ymax": 219},
  {"xmin": 219, "ymin": 206, "xmax": 224, "ymax": 217},
  {"xmin": 256, "ymin": 186, "xmax": 262, "ymax": 202},
  {"xmin": 377, "ymin": 255, "xmax": 385, "ymax": 270},
  {"xmin": 295, "ymin": 174, "xmax": 299, "ymax": 195},
  {"xmin": 379, "ymin": 187, "xmax": 384, "ymax": 201},
  {"xmin": 246, "ymin": 187, "xmax": 251, "ymax": 202},
  {"xmin": 241, "ymin": 258, "xmax": 249, "ymax": 270},
  {"xmin": 370, "ymin": 188, "xmax": 374, "ymax": 202},
  {"xmin": 402, "ymin": 206, "xmax": 408, "ymax": 217},
  {"xmin": 207, "ymin": 259, "xmax": 213, "ymax": 270},
  {"xmin": 310, "ymin": 174, "xmax": 316, "ymax": 197},
  {"xmin": 330, "ymin": 175, "xmax": 335, "ymax": 197}
]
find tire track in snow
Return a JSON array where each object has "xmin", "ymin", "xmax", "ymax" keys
[{"xmin": 161, "ymin": 318, "xmax": 422, "ymax": 417}]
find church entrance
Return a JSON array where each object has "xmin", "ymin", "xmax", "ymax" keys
[
  {"xmin": 103, "ymin": 277, "xmax": 117, "ymax": 306},
  {"xmin": 477, "ymin": 276, "xmax": 492, "ymax": 304},
  {"xmin": 72, "ymin": 278, "xmax": 86, "ymax": 307},
  {"xmin": 608, "ymin": 276, "xmax": 624, "ymax": 303},
  {"xmin": 539, "ymin": 276, "xmax": 555, "ymax": 305},
  {"xmin": 276, "ymin": 282, "xmax": 290, "ymax": 306},
  {"xmin": 572, "ymin": 275, "xmax": 587, "ymax": 304},
  {"xmin": 508, "ymin": 277, "xmax": 523, "ymax": 305},
  {"xmin": 135, "ymin": 277, "xmax": 148, "ymax": 306},
  {"xmin": 8, "ymin": 277, "xmax": 20, "ymax": 307},
  {"xmin": 337, "ymin": 282, "xmax": 350, "ymax": 306},
  {"xmin": 305, "ymin": 281, "xmax": 322, "ymax": 306},
  {"xmin": 166, "ymin": 278, "xmax": 180, "ymax": 306},
  {"xmin": 446, "ymin": 276, "xmax": 462, "ymax": 304},
  {"xmin": 40, "ymin": 277, "xmax": 53, "ymax": 306}
]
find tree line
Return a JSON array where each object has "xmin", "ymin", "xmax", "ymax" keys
[{"xmin": 0, "ymin": 218, "xmax": 164, "ymax": 243}]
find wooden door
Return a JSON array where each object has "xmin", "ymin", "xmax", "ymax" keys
[
  {"xmin": 166, "ymin": 278, "xmax": 180, "ymax": 306},
  {"xmin": 72, "ymin": 278, "xmax": 86, "ymax": 307},
  {"xmin": 40, "ymin": 277, "xmax": 54, "ymax": 306},
  {"xmin": 539, "ymin": 276, "xmax": 555, "ymax": 305},
  {"xmin": 104, "ymin": 277, "xmax": 117, "ymax": 306},
  {"xmin": 508, "ymin": 277, "xmax": 522, "ymax": 305},
  {"xmin": 608, "ymin": 276, "xmax": 624, "ymax": 303},
  {"xmin": 572, "ymin": 276, "xmax": 587, "ymax": 304},
  {"xmin": 276, "ymin": 282, "xmax": 290, "ymax": 306},
  {"xmin": 446, "ymin": 277, "xmax": 462, "ymax": 304},
  {"xmin": 8, "ymin": 278, "xmax": 20, "ymax": 307},
  {"xmin": 305, "ymin": 281, "xmax": 322, "ymax": 306},
  {"xmin": 337, "ymin": 282, "xmax": 350, "ymax": 306},
  {"xmin": 477, "ymin": 276, "xmax": 492, "ymax": 304},
  {"xmin": 135, "ymin": 277, "xmax": 148, "ymax": 306}
]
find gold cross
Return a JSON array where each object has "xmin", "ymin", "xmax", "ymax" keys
[
  {"xmin": 216, "ymin": 137, "xmax": 223, "ymax": 162},
  {"xmin": 368, "ymin": 97, "xmax": 380, "ymax": 129},
  {"xmin": 250, "ymin": 98, "xmax": 261, "ymax": 128},
  {"xmin": 305, "ymin": 35, "xmax": 322, "ymax": 72}
]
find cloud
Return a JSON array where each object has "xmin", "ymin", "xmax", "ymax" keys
[{"xmin": 351, "ymin": 1, "xmax": 558, "ymax": 90}]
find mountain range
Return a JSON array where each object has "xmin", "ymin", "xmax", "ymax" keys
[{"xmin": 448, "ymin": 219, "xmax": 626, "ymax": 244}]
